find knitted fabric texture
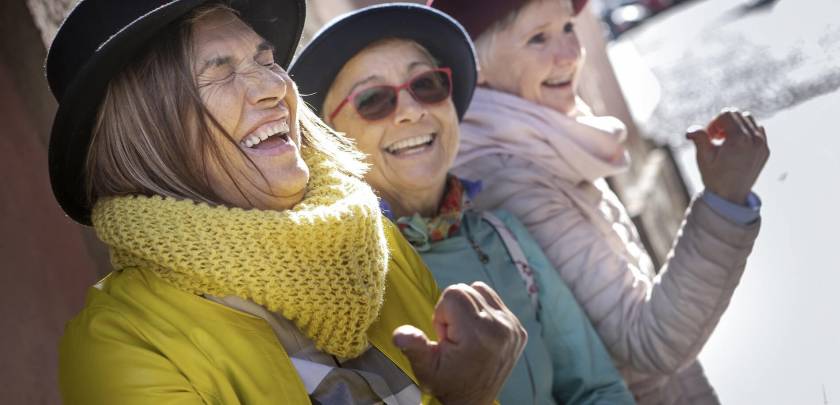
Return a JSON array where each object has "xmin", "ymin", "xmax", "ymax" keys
[{"xmin": 92, "ymin": 150, "xmax": 388, "ymax": 358}]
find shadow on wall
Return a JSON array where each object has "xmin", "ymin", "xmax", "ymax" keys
[{"xmin": 1, "ymin": 1, "xmax": 108, "ymax": 404}]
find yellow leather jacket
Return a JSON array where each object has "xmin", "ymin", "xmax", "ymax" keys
[{"xmin": 59, "ymin": 224, "xmax": 442, "ymax": 404}]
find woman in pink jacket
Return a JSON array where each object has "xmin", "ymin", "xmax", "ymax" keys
[{"xmin": 431, "ymin": 0, "xmax": 770, "ymax": 403}]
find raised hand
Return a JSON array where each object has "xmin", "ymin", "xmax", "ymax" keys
[
  {"xmin": 687, "ymin": 108, "xmax": 770, "ymax": 205},
  {"xmin": 393, "ymin": 282, "xmax": 527, "ymax": 405}
]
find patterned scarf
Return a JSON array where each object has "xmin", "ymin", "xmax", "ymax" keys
[
  {"xmin": 92, "ymin": 149, "xmax": 388, "ymax": 358},
  {"xmin": 385, "ymin": 175, "xmax": 482, "ymax": 252}
]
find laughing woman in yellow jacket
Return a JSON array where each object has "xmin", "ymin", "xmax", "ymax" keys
[{"xmin": 47, "ymin": 1, "xmax": 526, "ymax": 404}]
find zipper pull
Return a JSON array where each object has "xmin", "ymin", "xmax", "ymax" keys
[{"xmin": 468, "ymin": 238, "xmax": 490, "ymax": 264}]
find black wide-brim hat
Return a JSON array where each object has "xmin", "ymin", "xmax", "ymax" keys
[
  {"xmin": 46, "ymin": 0, "xmax": 306, "ymax": 225},
  {"xmin": 289, "ymin": 3, "xmax": 476, "ymax": 122}
]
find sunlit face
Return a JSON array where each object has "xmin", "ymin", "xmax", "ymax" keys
[
  {"xmin": 323, "ymin": 40, "xmax": 459, "ymax": 204},
  {"xmin": 478, "ymin": 0, "xmax": 583, "ymax": 115},
  {"xmin": 192, "ymin": 9, "xmax": 309, "ymax": 210}
]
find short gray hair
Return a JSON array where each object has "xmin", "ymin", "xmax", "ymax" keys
[{"xmin": 473, "ymin": 0, "xmax": 572, "ymax": 71}]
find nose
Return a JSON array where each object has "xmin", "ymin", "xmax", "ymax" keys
[
  {"xmin": 244, "ymin": 66, "xmax": 288, "ymax": 108},
  {"xmin": 552, "ymin": 36, "xmax": 582, "ymax": 67},
  {"xmin": 393, "ymin": 88, "xmax": 425, "ymax": 125}
]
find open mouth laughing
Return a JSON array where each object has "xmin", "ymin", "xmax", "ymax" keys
[
  {"xmin": 384, "ymin": 133, "xmax": 437, "ymax": 156},
  {"xmin": 542, "ymin": 77, "xmax": 573, "ymax": 89},
  {"xmin": 240, "ymin": 120, "xmax": 291, "ymax": 153}
]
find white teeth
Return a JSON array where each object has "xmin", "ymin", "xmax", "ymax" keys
[
  {"xmin": 386, "ymin": 134, "xmax": 435, "ymax": 153},
  {"xmin": 241, "ymin": 120, "xmax": 290, "ymax": 148},
  {"xmin": 544, "ymin": 78, "xmax": 570, "ymax": 86}
]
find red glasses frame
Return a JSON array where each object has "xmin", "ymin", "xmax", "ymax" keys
[{"xmin": 328, "ymin": 67, "xmax": 453, "ymax": 122}]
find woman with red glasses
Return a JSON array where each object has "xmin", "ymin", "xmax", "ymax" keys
[{"xmin": 290, "ymin": 4, "xmax": 634, "ymax": 404}]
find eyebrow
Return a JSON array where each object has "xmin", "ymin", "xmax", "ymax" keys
[
  {"xmin": 407, "ymin": 60, "xmax": 434, "ymax": 71},
  {"xmin": 345, "ymin": 60, "xmax": 433, "ymax": 95},
  {"xmin": 346, "ymin": 75, "xmax": 380, "ymax": 96},
  {"xmin": 198, "ymin": 40, "xmax": 275, "ymax": 75},
  {"xmin": 524, "ymin": 22, "xmax": 552, "ymax": 36},
  {"xmin": 257, "ymin": 41, "xmax": 275, "ymax": 53}
]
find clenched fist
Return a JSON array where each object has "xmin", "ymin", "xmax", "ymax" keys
[
  {"xmin": 393, "ymin": 282, "xmax": 527, "ymax": 405},
  {"xmin": 687, "ymin": 108, "xmax": 770, "ymax": 205}
]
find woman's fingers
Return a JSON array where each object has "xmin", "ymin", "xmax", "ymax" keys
[
  {"xmin": 434, "ymin": 284, "xmax": 483, "ymax": 343},
  {"xmin": 733, "ymin": 111, "xmax": 757, "ymax": 142},
  {"xmin": 699, "ymin": 107, "xmax": 770, "ymax": 204},
  {"xmin": 406, "ymin": 283, "xmax": 528, "ymax": 404},
  {"xmin": 687, "ymin": 125, "xmax": 715, "ymax": 163},
  {"xmin": 743, "ymin": 111, "xmax": 768, "ymax": 143},
  {"xmin": 392, "ymin": 325, "xmax": 439, "ymax": 385},
  {"xmin": 742, "ymin": 111, "xmax": 759, "ymax": 133},
  {"xmin": 470, "ymin": 281, "xmax": 505, "ymax": 311},
  {"xmin": 437, "ymin": 284, "xmax": 483, "ymax": 315},
  {"xmin": 470, "ymin": 282, "xmax": 528, "ymax": 353},
  {"xmin": 718, "ymin": 109, "xmax": 750, "ymax": 143}
]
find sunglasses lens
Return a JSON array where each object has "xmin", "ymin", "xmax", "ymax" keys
[
  {"xmin": 354, "ymin": 86, "xmax": 397, "ymax": 121},
  {"xmin": 410, "ymin": 70, "xmax": 451, "ymax": 104},
  {"xmin": 349, "ymin": 70, "xmax": 451, "ymax": 121}
]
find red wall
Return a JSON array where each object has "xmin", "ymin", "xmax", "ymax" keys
[{"xmin": 0, "ymin": 43, "xmax": 101, "ymax": 405}]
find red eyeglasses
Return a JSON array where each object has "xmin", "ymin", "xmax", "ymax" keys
[{"xmin": 329, "ymin": 67, "xmax": 453, "ymax": 122}]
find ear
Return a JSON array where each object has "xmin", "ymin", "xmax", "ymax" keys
[{"xmin": 476, "ymin": 67, "xmax": 488, "ymax": 86}]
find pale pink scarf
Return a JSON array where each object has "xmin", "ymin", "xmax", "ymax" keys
[
  {"xmin": 452, "ymin": 86, "xmax": 652, "ymax": 278},
  {"xmin": 454, "ymin": 86, "xmax": 630, "ymax": 183}
]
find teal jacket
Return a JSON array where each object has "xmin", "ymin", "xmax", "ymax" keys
[{"xmin": 417, "ymin": 209, "xmax": 634, "ymax": 405}]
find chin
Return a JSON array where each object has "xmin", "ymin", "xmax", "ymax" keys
[
  {"xmin": 541, "ymin": 99, "xmax": 576, "ymax": 115},
  {"xmin": 251, "ymin": 191, "xmax": 305, "ymax": 211},
  {"xmin": 408, "ymin": 166, "xmax": 449, "ymax": 190},
  {"xmin": 276, "ymin": 166, "xmax": 310, "ymax": 194},
  {"xmin": 557, "ymin": 105, "xmax": 577, "ymax": 116},
  {"xmin": 260, "ymin": 178, "xmax": 309, "ymax": 211}
]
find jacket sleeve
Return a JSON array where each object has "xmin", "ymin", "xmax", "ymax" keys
[
  {"xmin": 499, "ymin": 211, "xmax": 635, "ymax": 404},
  {"xmin": 485, "ymin": 178, "xmax": 760, "ymax": 375},
  {"xmin": 59, "ymin": 306, "xmax": 213, "ymax": 405}
]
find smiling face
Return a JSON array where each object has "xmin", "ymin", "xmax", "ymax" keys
[
  {"xmin": 192, "ymin": 9, "xmax": 309, "ymax": 210},
  {"xmin": 477, "ymin": 0, "xmax": 583, "ymax": 115},
  {"xmin": 323, "ymin": 39, "xmax": 459, "ymax": 212}
]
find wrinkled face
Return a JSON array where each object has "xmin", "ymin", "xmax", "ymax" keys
[
  {"xmin": 479, "ymin": 0, "xmax": 583, "ymax": 115},
  {"xmin": 192, "ymin": 9, "xmax": 309, "ymax": 210},
  {"xmin": 323, "ymin": 40, "xmax": 459, "ymax": 201}
]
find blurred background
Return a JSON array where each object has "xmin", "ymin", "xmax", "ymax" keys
[{"xmin": 1, "ymin": 0, "xmax": 837, "ymax": 403}]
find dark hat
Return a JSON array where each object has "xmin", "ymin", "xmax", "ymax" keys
[
  {"xmin": 428, "ymin": 0, "xmax": 589, "ymax": 39},
  {"xmin": 45, "ymin": 0, "xmax": 306, "ymax": 225},
  {"xmin": 289, "ymin": 3, "xmax": 476, "ymax": 122}
]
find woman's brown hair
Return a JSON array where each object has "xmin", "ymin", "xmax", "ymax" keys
[{"xmin": 85, "ymin": 2, "xmax": 366, "ymax": 208}]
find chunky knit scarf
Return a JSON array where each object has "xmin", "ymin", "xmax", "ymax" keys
[{"xmin": 92, "ymin": 150, "xmax": 388, "ymax": 358}]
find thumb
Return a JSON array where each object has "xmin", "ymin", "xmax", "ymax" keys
[
  {"xmin": 686, "ymin": 125, "xmax": 714, "ymax": 159},
  {"xmin": 393, "ymin": 325, "xmax": 438, "ymax": 377}
]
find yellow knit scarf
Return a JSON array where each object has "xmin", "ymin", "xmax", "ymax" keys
[{"xmin": 92, "ymin": 150, "xmax": 388, "ymax": 358}]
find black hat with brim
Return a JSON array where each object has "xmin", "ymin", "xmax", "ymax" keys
[
  {"xmin": 289, "ymin": 3, "xmax": 476, "ymax": 122},
  {"xmin": 46, "ymin": 0, "xmax": 306, "ymax": 225}
]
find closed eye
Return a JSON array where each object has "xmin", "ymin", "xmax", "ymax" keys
[
  {"xmin": 256, "ymin": 49, "xmax": 277, "ymax": 67},
  {"xmin": 198, "ymin": 66, "xmax": 235, "ymax": 87},
  {"xmin": 527, "ymin": 32, "xmax": 547, "ymax": 45}
]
